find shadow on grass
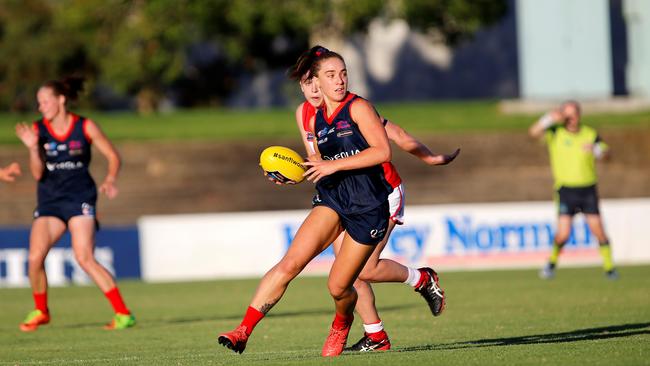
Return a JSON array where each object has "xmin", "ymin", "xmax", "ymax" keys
[
  {"xmin": 98, "ymin": 302, "xmax": 420, "ymax": 327},
  {"xmin": 395, "ymin": 322, "xmax": 650, "ymax": 352}
]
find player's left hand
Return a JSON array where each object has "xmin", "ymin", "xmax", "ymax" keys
[
  {"xmin": 427, "ymin": 148, "xmax": 461, "ymax": 165},
  {"xmin": 100, "ymin": 178, "xmax": 119, "ymax": 199},
  {"xmin": 439, "ymin": 148, "xmax": 461, "ymax": 165},
  {"xmin": 303, "ymin": 159, "xmax": 337, "ymax": 183}
]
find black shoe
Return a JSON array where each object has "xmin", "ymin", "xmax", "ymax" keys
[
  {"xmin": 606, "ymin": 269, "xmax": 619, "ymax": 280},
  {"xmin": 344, "ymin": 333, "xmax": 391, "ymax": 352},
  {"xmin": 415, "ymin": 267, "xmax": 446, "ymax": 316}
]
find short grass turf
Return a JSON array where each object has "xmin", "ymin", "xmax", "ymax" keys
[
  {"xmin": 1, "ymin": 265, "xmax": 649, "ymax": 365},
  {"xmin": 1, "ymin": 101, "xmax": 649, "ymax": 144}
]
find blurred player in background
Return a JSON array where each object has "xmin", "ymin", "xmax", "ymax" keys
[
  {"xmin": 0, "ymin": 162, "xmax": 21, "ymax": 182},
  {"xmin": 291, "ymin": 46, "xmax": 459, "ymax": 352},
  {"xmin": 529, "ymin": 100, "xmax": 617, "ymax": 280},
  {"xmin": 14, "ymin": 76, "xmax": 135, "ymax": 331},
  {"xmin": 220, "ymin": 46, "xmax": 399, "ymax": 357}
]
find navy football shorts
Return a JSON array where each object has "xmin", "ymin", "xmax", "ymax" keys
[
  {"xmin": 34, "ymin": 201, "xmax": 99, "ymax": 228},
  {"xmin": 313, "ymin": 194, "xmax": 390, "ymax": 245},
  {"xmin": 556, "ymin": 185, "xmax": 600, "ymax": 216}
]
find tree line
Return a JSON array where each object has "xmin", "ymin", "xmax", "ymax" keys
[{"xmin": 0, "ymin": 0, "xmax": 506, "ymax": 113}]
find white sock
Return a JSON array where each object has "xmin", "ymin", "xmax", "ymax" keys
[
  {"xmin": 363, "ymin": 321, "xmax": 384, "ymax": 334},
  {"xmin": 404, "ymin": 267, "xmax": 421, "ymax": 287}
]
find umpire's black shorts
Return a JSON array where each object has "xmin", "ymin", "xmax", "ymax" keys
[{"xmin": 556, "ymin": 184, "xmax": 600, "ymax": 216}]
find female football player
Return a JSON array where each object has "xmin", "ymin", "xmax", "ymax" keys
[
  {"xmin": 15, "ymin": 76, "xmax": 135, "ymax": 331},
  {"xmin": 292, "ymin": 49, "xmax": 458, "ymax": 351},
  {"xmin": 219, "ymin": 46, "xmax": 399, "ymax": 357}
]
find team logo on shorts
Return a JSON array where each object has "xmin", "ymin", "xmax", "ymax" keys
[
  {"xmin": 559, "ymin": 203, "xmax": 569, "ymax": 215},
  {"xmin": 81, "ymin": 203, "xmax": 95, "ymax": 217},
  {"xmin": 370, "ymin": 228, "xmax": 386, "ymax": 239},
  {"xmin": 312, "ymin": 194, "xmax": 323, "ymax": 206}
]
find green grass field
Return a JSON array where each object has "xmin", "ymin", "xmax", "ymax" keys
[
  {"xmin": 1, "ymin": 266, "xmax": 649, "ymax": 365},
  {"xmin": 1, "ymin": 101, "xmax": 649, "ymax": 144}
]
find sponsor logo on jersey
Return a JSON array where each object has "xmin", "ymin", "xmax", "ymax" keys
[
  {"xmin": 69, "ymin": 140, "xmax": 83, "ymax": 149},
  {"xmin": 46, "ymin": 150, "xmax": 59, "ymax": 157},
  {"xmin": 56, "ymin": 144, "xmax": 68, "ymax": 151},
  {"xmin": 43, "ymin": 142, "xmax": 57, "ymax": 150},
  {"xmin": 69, "ymin": 149, "xmax": 83, "ymax": 156},
  {"xmin": 337, "ymin": 130, "xmax": 353, "ymax": 138},
  {"xmin": 317, "ymin": 127, "xmax": 336, "ymax": 138},
  {"xmin": 317, "ymin": 137, "xmax": 328, "ymax": 145},
  {"xmin": 323, "ymin": 149, "xmax": 360, "ymax": 160},
  {"xmin": 45, "ymin": 161, "xmax": 84, "ymax": 171},
  {"xmin": 336, "ymin": 120, "xmax": 351, "ymax": 130}
]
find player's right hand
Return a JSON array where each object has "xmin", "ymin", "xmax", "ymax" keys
[
  {"xmin": 549, "ymin": 109, "xmax": 564, "ymax": 123},
  {"xmin": 263, "ymin": 171, "xmax": 285, "ymax": 185},
  {"xmin": 0, "ymin": 162, "xmax": 21, "ymax": 183}
]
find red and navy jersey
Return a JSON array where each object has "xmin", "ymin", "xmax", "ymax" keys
[
  {"xmin": 34, "ymin": 114, "xmax": 96, "ymax": 206},
  {"xmin": 303, "ymin": 100, "xmax": 401, "ymax": 189},
  {"xmin": 314, "ymin": 93, "xmax": 393, "ymax": 214}
]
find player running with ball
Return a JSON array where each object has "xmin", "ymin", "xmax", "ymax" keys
[{"xmin": 291, "ymin": 46, "xmax": 459, "ymax": 352}]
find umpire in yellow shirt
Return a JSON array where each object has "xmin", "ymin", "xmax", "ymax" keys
[{"xmin": 529, "ymin": 101, "xmax": 617, "ymax": 280}]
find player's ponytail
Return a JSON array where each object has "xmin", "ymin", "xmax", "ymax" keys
[
  {"xmin": 42, "ymin": 75, "xmax": 85, "ymax": 104},
  {"xmin": 288, "ymin": 45, "xmax": 343, "ymax": 81}
]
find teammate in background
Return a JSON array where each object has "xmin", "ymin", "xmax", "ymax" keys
[
  {"xmin": 293, "ymin": 51, "xmax": 459, "ymax": 352},
  {"xmin": 529, "ymin": 100, "xmax": 617, "ymax": 280},
  {"xmin": 0, "ymin": 162, "xmax": 21, "ymax": 182},
  {"xmin": 14, "ymin": 76, "xmax": 135, "ymax": 331},
  {"xmin": 219, "ymin": 46, "xmax": 396, "ymax": 357}
]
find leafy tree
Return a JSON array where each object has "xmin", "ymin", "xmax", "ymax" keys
[
  {"xmin": 0, "ymin": 0, "xmax": 506, "ymax": 112},
  {"xmin": 0, "ymin": 0, "xmax": 95, "ymax": 111}
]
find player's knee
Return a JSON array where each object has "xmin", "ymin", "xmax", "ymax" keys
[
  {"xmin": 275, "ymin": 257, "xmax": 306, "ymax": 279},
  {"xmin": 357, "ymin": 267, "xmax": 378, "ymax": 282},
  {"xmin": 74, "ymin": 252, "xmax": 96, "ymax": 270},
  {"xmin": 327, "ymin": 280, "xmax": 352, "ymax": 300},
  {"xmin": 27, "ymin": 252, "xmax": 47, "ymax": 269}
]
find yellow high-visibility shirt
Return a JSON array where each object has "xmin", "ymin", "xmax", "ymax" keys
[{"xmin": 544, "ymin": 125, "xmax": 606, "ymax": 188}]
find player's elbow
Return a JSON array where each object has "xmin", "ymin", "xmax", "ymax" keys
[
  {"xmin": 32, "ymin": 170, "xmax": 42, "ymax": 181},
  {"xmin": 109, "ymin": 150, "xmax": 122, "ymax": 168},
  {"xmin": 377, "ymin": 146, "xmax": 391, "ymax": 163}
]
